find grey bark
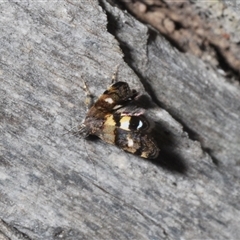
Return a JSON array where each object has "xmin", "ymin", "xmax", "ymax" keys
[{"xmin": 0, "ymin": 0, "xmax": 240, "ymax": 239}]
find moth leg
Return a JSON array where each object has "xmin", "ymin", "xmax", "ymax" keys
[
  {"xmin": 111, "ymin": 64, "xmax": 120, "ymax": 84},
  {"xmin": 82, "ymin": 80, "xmax": 94, "ymax": 110},
  {"xmin": 62, "ymin": 125, "xmax": 78, "ymax": 136}
]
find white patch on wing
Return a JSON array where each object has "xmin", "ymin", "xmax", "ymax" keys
[
  {"xmin": 127, "ymin": 137, "xmax": 134, "ymax": 147},
  {"xmin": 104, "ymin": 97, "xmax": 114, "ymax": 104},
  {"xmin": 120, "ymin": 121, "xmax": 130, "ymax": 130},
  {"xmin": 137, "ymin": 120, "xmax": 143, "ymax": 129},
  {"xmin": 113, "ymin": 104, "xmax": 122, "ymax": 110}
]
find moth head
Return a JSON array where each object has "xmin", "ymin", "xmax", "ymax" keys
[{"xmin": 78, "ymin": 123, "xmax": 91, "ymax": 138}]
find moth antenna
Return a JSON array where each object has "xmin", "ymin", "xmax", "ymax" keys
[
  {"xmin": 111, "ymin": 64, "xmax": 120, "ymax": 84},
  {"xmin": 82, "ymin": 79, "xmax": 94, "ymax": 110},
  {"xmin": 81, "ymin": 80, "xmax": 99, "ymax": 181},
  {"xmin": 62, "ymin": 125, "xmax": 78, "ymax": 136},
  {"xmin": 62, "ymin": 80, "xmax": 98, "ymax": 181},
  {"xmin": 62, "ymin": 121, "xmax": 86, "ymax": 136}
]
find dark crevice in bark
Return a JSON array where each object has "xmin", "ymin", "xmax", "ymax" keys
[
  {"xmin": 120, "ymin": 0, "xmax": 240, "ymax": 82},
  {"xmin": 99, "ymin": 0, "xmax": 219, "ymax": 168}
]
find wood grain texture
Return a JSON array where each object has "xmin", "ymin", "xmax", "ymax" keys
[
  {"xmin": 121, "ymin": 0, "xmax": 240, "ymax": 76},
  {"xmin": 0, "ymin": 0, "xmax": 240, "ymax": 239}
]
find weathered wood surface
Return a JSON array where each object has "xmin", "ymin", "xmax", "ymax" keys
[
  {"xmin": 0, "ymin": 0, "xmax": 240, "ymax": 239},
  {"xmin": 122, "ymin": 0, "xmax": 240, "ymax": 76}
]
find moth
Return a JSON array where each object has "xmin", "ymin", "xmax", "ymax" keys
[{"xmin": 79, "ymin": 81, "xmax": 159, "ymax": 159}]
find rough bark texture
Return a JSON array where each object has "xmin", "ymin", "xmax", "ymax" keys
[
  {"xmin": 0, "ymin": 0, "xmax": 240, "ymax": 239},
  {"xmin": 121, "ymin": 0, "xmax": 240, "ymax": 79}
]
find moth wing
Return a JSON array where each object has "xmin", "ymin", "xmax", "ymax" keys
[
  {"xmin": 117, "ymin": 113, "xmax": 154, "ymax": 133},
  {"xmin": 115, "ymin": 105, "xmax": 145, "ymax": 116},
  {"xmin": 96, "ymin": 114, "xmax": 159, "ymax": 159}
]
